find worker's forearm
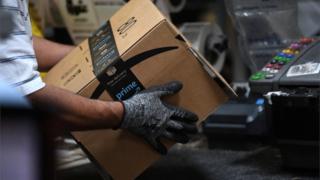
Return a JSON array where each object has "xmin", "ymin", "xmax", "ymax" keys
[
  {"xmin": 27, "ymin": 85, "xmax": 123, "ymax": 131},
  {"xmin": 33, "ymin": 36, "xmax": 75, "ymax": 71}
]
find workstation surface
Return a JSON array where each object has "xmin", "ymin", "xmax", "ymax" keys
[{"xmin": 57, "ymin": 137, "xmax": 318, "ymax": 180}]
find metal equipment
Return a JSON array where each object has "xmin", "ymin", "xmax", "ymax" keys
[
  {"xmin": 250, "ymin": 38, "xmax": 320, "ymax": 169},
  {"xmin": 203, "ymin": 98, "xmax": 268, "ymax": 150}
]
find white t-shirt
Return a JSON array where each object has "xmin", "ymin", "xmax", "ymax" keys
[{"xmin": 0, "ymin": 0, "xmax": 45, "ymax": 95}]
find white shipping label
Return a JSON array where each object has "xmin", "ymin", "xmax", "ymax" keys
[{"xmin": 286, "ymin": 62, "xmax": 320, "ymax": 77}]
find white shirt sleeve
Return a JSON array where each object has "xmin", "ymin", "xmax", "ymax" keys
[{"xmin": 0, "ymin": 0, "xmax": 45, "ymax": 95}]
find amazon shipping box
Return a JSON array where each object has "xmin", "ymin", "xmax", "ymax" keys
[{"xmin": 45, "ymin": 0, "xmax": 234, "ymax": 179}]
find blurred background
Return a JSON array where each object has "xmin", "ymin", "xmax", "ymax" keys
[{"xmin": 1, "ymin": 0, "xmax": 319, "ymax": 180}]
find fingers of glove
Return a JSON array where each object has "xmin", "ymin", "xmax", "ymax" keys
[
  {"xmin": 145, "ymin": 137, "xmax": 167, "ymax": 155},
  {"xmin": 167, "ymin": 120, "xmax": 184, "ymax": 131},
  {"xmin": 165, "ymin": 104, "xmax": 198, "ymax": 123},
  {"xmin": 167, "ymin": 120, "xmax": 198, "ymax": 134},
  {"xmin": 169, "ymin": 121, "xmax": 198, "ymax": 134},
  {"xmin": 161, "ymin": 130, "xmax": 190, "ymax": 144},
  {"xmin": 144, "ymin": 81, "xmax": 182, "ymax": 97}
]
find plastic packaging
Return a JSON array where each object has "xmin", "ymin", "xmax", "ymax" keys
[{"xmin": 225, "ymin": 0, "xmax": 302, "ymax": 72}]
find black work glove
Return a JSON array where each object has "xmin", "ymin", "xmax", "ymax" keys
[{"xmin": 120, "ymin": 81, "xmax": 198, "ymax": 155}]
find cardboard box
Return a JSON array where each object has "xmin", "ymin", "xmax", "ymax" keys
[{"xmin": 45, "ymin": 0, "xmax": 234, "ymax": 179}]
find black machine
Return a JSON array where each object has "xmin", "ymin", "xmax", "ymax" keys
[
  {"xmin": 203, "ymin": 38, "xmax": 319, "ymax": 170},
  {"xmin": 203, "ymin": 97, "xmax": 269, "ymax": 150},
  {"xmin": 249, "ymin": 38, "xmax": 320, "ymax": 169}
]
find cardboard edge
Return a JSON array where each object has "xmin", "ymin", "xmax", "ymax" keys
[
  {"xmin": 188, "ymin": 47, "xmax": 238, "ymax": 98},
  {"xmin": 165, "ymin": 20, "xmax": 193, "ymax": 47},
  {"xmin": 118, "ymin": 19, "xmax": 167, "ymax": 58},
  {"xmin": 109, "ymin": 0, "xmax": 167, "ymax": 56},
  {"xmin": 162, "ymin": 19, "xmax": 236, "ymax": 98}
]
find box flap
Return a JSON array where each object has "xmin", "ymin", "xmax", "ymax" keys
[{"xmin": 189, "ymin": 47, "xmax": 237, "ymax": 97}]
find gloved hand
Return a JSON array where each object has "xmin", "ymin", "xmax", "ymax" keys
[{"xmin": 120, "ymin": 81, "xmax": 198, "ymax": 155}]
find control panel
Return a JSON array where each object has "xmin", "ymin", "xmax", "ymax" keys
[{"xmin": 250, "ymin": 38, "xmax": 320, "ymax": 93}]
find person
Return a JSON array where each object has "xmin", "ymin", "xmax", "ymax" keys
[{"xmin": 0, "ymin": 0, "xmax": 198, "ymax": 155}]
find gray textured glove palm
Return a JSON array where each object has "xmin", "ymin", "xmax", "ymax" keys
[{"xmin": 121, "ymin": 81, "xmax": 198, "ymax": 155}]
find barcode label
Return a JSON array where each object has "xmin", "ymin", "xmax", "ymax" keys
[{"xmin": 287, "ymin": 62, "xmax": 320, "ymax": 77}]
